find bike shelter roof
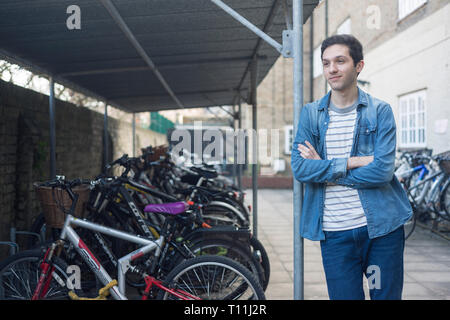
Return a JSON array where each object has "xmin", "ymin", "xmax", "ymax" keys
[{"xmin": 0, "ymin": 0, "xmax": 318, "ymax": 112}]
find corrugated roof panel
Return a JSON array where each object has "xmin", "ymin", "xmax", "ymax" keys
[{"xmin": 0, "ymin": 0, "xmax": 319, "ymax": 112}]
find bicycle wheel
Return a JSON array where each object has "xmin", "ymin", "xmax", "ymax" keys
[
  {"xmin": 0, "ymin": 249, "xmax": 69, "ymax": 300},
  {"xmin": 182, "ymin": 239, "xmax": 266, "ymax": 291},
  {"xmin": 157, "ymin": 255, "xmax": 265, "ymax": 300},
  {"xmin": 27, "ymin": 212, "xmax": 48, "ymax": 249},
  {"xmin": 202, "ymin": 204, "xmax": 248, "ymax": 227},
  {"xmin": 404, "ymin": 209, "xmax": 417, "ymax": 240},
  {"xmin": 440, "ymin": 181, "xmax": 450, "ymax": 220},
  {"xmin": 250, "ymin": 236, "xmax": 270, "ymax": 291}
]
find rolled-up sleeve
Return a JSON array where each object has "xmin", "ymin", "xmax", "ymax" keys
[
  {"xmin": 291, "ymin": 105, "xmax": 348, "ymax": 184},
  {"xmin": 335, "ymin": 104, "xmax": 396, "ymax": 189}
]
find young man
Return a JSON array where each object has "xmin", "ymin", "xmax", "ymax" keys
[{"xmin": 291, "ymin": 34, "xmax": 412, "ymax": 300}]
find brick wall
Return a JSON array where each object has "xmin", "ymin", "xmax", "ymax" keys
[{"xmin": 0, "ymin": 79, "xmax": 166, "ymax": 258}]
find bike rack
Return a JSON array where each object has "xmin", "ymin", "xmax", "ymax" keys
[
  {"xmin": 0, "ymin": 227, "xmax": 43, "ymax": 256},
  {"xmin": 0, "ymin": 241, "xmax": 19, "ymax": 256}
]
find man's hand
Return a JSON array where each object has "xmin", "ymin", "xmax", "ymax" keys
[
  {"xmin": 297, "ymin": 141, "xmax": 321, "ymax": 160},
  {"xmin": 347, "ymin": 156, "xmax": 374, "ymax": 169}
]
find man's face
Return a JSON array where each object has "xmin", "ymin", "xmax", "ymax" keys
[{"xmin": 322, "ymin": 44, "xmax": 363, "ymax": 92}]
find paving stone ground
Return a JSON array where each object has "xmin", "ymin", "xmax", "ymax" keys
[{"xmin": 245, "ymin": 189, "xmax": 450, "ymax": 300}]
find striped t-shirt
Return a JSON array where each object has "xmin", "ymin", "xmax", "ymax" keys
[{"xmin": 322, "ymin": 100, "xmax": 367, "ymax": 231}]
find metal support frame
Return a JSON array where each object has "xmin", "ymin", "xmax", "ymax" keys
[
  {"xmin": 250, "ymin": 56, "xmax": 258, "ymax": 239},
  {"xmin": 2, "ymin": 0, "xmax": 309, "ymax": 300},
  {"xmin": 324, "ymin": 0, "xmax": 329, "ymax": 95},
  {"xmin": 104, "ymin": 103, "xmax": 109, "ymax": 168},
  {"xmin": 232, "ymin": 105, "xmax": 237, "ymax": 184},
  {"xmin": 99, "ymin": 0, "xmax": 183, "ymax": 109},
  {"xmin": 237, "ymin": 97, "xmax": 243, "ymax": 190},
  {"xmin": 59, "ymin": 56, "xmax": 268, "ymax": 77},
  {"xmin": 211, "ymin": 0, "xmax": 292, "ymax": 59},
  {"xmin": 49, "ymin": 77, "xmax": 56, "ymax": 179},
  {"xmin": 132, "ymin": 113, "xmax": 136, "ymax": 157},
  {"xmin": 293, "ymin": 0, "xmax": 304, "ymax": 300},
  {"xmin": 0, "ymin": 49, "xmax": 130, "ymax": 114},
  {"xmin": 281, "ymin": 0, "xmax": 293, "ymax": 30},
  {"xmin": 225, "ymin": 0, "xmax": 286, "ymax": 108},
  {"xmin": 212, "ymin": 0, "xmax": 282, "ymax": 54},
  {"xmin": 213, "ymin": 1, "xmax": 306, "ymax": 298}
]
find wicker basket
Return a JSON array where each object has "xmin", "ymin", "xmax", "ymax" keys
[
  {"xmin": 145, "ymin": 145, "xmax": 168, "ymax": 162},
  {"xmin": 436, "ymin": 150, "xmax": 450, "ymax": 175},
  {"xmin": 34, "ymin": 183, "xmax": 90, "ymax": 228}
]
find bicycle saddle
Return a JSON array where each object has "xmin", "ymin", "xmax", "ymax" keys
[
  {"xmin": 144, "ymin": 202, "xmax": 189, "ymax": 215},
  {"xmin": 191, "ymin": 167, "xmax": 218, "ymax": 179}
]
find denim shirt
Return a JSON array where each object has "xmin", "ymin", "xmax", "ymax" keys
[{"xmin": 291, "ymin": 88, "xmax": 413, "ymax": 241}]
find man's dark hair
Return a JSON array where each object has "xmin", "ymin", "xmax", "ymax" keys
[{"xmin": 321, "ymin": 34, "xmax": 364, "ymax": 66}]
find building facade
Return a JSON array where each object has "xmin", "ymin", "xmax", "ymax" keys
[{"xmin": 245, "ymin": 0, "xmax": 450, "ymax": 176}]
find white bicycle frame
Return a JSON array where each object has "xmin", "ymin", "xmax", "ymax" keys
[{"xmin": 59, "ymin": 214, "xmax": 164, "ymax": 300}]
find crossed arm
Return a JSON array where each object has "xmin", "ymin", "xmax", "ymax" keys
[
  {"xmin": 297, "ymin": 141, "xmax": 373, "ymax": 170},
  {"xmin": 291, "ymin": 104, "xmax": 397, "ymax": 188}
]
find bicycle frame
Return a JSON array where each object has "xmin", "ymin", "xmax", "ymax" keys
[
  {"xmin": 407, "ymin": 170, "xmax": 445, "ymax": 208},
  {"xmin": 125, "ymin": 178, "xmax": 248, "ymax": 226},
  {"xmin": 37, "ymin": 213, "xmax": 164, "ymax": 300}
]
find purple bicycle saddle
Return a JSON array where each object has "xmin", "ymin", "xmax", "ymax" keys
[{"xmin": 144, "ymin": 202, "xmax": 188, "ymax": 215}]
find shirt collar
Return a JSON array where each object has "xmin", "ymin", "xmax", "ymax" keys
[{"xmin": 318, "ymin": 86, "xmax": 368, "ymax": 111}]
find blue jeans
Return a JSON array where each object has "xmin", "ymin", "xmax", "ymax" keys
[{"xmin": 320, "ymin": 225, "xmax": 405, "ymax": 300}]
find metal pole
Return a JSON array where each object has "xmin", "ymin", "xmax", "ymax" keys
[
  {"xmin": 232, "ymin": 105, "xmax": 237, "ymax": 185},
  {"xmin": 211, "ymin": 0, "xmax": 283, "ymax": 54},
  {"xmin": 104, "ymin": 103, "xmax": 109, "ymax": 168},
  {"xmin": 293, "ymin": 0, "xmax": 304, "ymax": 300},
  {"xmin": 324, "ymin": 0, "xmax": 329, "ymax": 95},
  {"xmin": 238, "ymin": 97, "xmax": 242, "ymax": 190},
  {"xmin": 310, "ymin": 13, "xmax": 314, "ymax": 102},
  {"xmin": 100, "ymin": 0, "xmax": 183, "ymax": 109},
  {"xmin": 250, "ymin": 57, "xmax": 258, "ymax": 239},
  {"xmin": 132, "ymin": 113, "xmax": 136, "ymax": 157},
  {"xmin": 49, "ymin": 77, "xmax": 56, "ymax": 179}
]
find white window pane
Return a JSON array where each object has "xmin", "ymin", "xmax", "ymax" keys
[
  {"xmin": 402, "ymin": 131, "xmax": 408, "ymax": 144},
  {"xmin": 410, "ymin": 130, "xmax": 415, "ymax": 143},
  {"xmin": 399, "ymin": 0, "xmax": 427, "ymax": 20},
  {"xmin": 401, "ymin": 115, "xmax": 407, "ymax": 127},
  {"xmin": 401, "ymin": 100, "xmax": 407, "ymax": 113},
  {"xmin": 313, "ymin": 46, "xmax": 323, "ymax": 78},
  {"xmin": 418, "ymin": 113, "xmax": 425, "ymax": 127},
  {"xmin": 409, "ymin": 113, "xmax": 416, "ymax": 128},
  {"xmin": 284, "ymin": 125, "xmax": 294, "ymax": 154},
  {"xmin": 409, "ymin": 98, "xmax": 415, "ymax": 113},
  {"xmin": 418, "ymin": 96, "xmax": 424, "ymax": 111},
  {"xmin": 419, "ymin": 129, "xmax": 425, "ymax": 143},
  {"xmin": 399, "ymin": 89, "xmax": 426, "ymax": 147},
  {"xmin": 337, "ymin": 18, "xmax": 351, "ymax": 35}
]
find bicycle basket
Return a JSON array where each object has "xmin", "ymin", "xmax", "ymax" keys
[
  {"xmin": 33, "ymin": 183, "xmax": 90, "ymax": 228},
  {"xmin": 145, "ymin": 145, "xmax": 168, "ymax": 162},
  {"xmin": 437, "ymin": 150, "xmax": 450, "ymax": 175}
]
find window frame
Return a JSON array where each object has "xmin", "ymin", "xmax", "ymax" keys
[
  {"xmin": 336, "ymin": 17, "xmax": 352, "ymax": 35},
  {"xmin": 313, "ymin": 45, "xmax": 323, "ymax": 78},
  {"xmin": 398, "ymin": 89, "xmax": 427, "ymax": 148},
  {"xmin": 284, "ymin": 125, "xmax": 294, "ymax": 155},
  {"xmin": 398, "ymin": 0, "xmax": 428, "ymax": 21}
]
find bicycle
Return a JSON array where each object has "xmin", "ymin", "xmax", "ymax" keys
[
  {"xmin": 25, "ymin": 173, "xmax": 269, "ymax": 291},
  {"xmin": 92, "ymin": 154, "xmax": 270, "ymax": 289},
  {"xmin": 396, "ymin": 150, "xmax": 450, "ymax": 239},
  {"xmin": 0, "ymin": 178, "xmax": 265, "ymax": 300}
]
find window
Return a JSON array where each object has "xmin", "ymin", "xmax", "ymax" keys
[
  {"xmin": 398, "ymin": 0, "xmax": 427, "ymax": 20},
  {"xmin": 313, "ymin": 45, "xmax": 323, "ymax": 78},
  {"xmin": 337, "ymin": 18, "xmax": 351, "ymax": 35},
  {"xmin": 284, "ymin": 125, "xmax": 294, "ymax": 155},
  {"xmin": 399, "ymin": 90, "xmax": 426, "ymax": 148}
]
